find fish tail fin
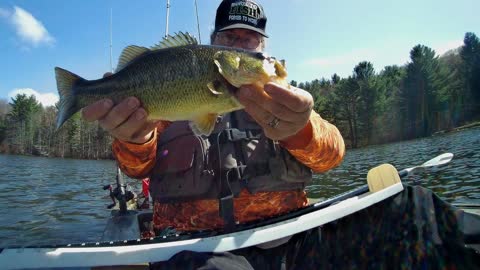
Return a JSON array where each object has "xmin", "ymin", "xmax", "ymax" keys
[{"xmin": 55, "ymin": 67, "xmax": 84, "ymax": 129}]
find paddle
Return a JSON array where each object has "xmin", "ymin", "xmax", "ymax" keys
[
  {"xmin": 398, "ymin": 153, "xmax": 454, "ymax": 178},
  {"xmin": 367, "ymin": 164, "xmax": 402, "ymax": 192},
  {"xmin": 367, "ymin": 153, "xmax": 454, "ymax": 192},
  {"xmin": 312, "ymin": 153, "xmax": 455, "ymax": 206}
]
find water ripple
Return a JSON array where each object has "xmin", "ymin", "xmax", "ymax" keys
[{"xmin": 309, "ymin": 127, "xmax": 480, "ymax": 205}]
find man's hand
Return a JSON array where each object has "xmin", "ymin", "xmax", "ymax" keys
[
  {"xmin": 236, "ymin": 82, "xmax": 313, "ymax": 141},
  {"xmin": 81, "ymin": 72, "xmax": 157, "ymax": 144}
]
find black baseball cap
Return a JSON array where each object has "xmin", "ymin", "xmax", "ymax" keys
[{"xmin": 214, "ymin": 0, "xmax": 268, "ymax": 37}]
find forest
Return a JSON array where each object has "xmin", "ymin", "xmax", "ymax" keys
[{"xmin": 0, "ymin": 32, "xmax": 479, "ymax": 158}]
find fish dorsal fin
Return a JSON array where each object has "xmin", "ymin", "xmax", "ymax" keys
[
  {"xmin": 151, "ymin": 32, "xmax": 198, "ymax": 50},
  {"xmin": 116, "ymin": 45, "xmax": 150, "ymax": 73}
]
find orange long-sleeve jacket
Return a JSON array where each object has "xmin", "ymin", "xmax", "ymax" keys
[{"xmin": 113, "ymin": 111, "xmax": 345, "ymax": 232}]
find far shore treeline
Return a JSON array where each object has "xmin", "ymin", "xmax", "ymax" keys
[{"xmin": 0, "ymin": 32, "xmax": 479, "ymax": 159}]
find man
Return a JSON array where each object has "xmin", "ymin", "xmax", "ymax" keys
[{"xmin": 83, "ymin": 0, "xmax": 344, "ymax": 265}]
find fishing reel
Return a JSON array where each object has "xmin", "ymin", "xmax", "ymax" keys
[
  {"xmin": 102, "ymin": 183, "xmax": 136, "ymax": 209},
  {"xmin": 102, "ymin": 168, "xmax": 136, "ymax": 213}
]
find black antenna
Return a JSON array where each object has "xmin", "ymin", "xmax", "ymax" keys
[{"xmin": 194, "ymin": 0, "xmax": 201, "ymax": 44}]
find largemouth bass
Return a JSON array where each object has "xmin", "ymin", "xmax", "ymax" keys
[{"xmin": 55, "ymin": 32, "xmax": 288, "ymax": 135}]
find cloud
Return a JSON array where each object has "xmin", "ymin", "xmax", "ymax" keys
[
  {"xmin": 434, "ymin": 40, "xmax": 463, "ymax": 56},
  {"xmin": 306, "ymin": 49, "xmax": 375, "ymax": 67},
  {"xmin": 8, "ymin": 88, "xmax": 59, "ymax": 107},
  {"xmin": 2, "ymin": 6, "xmax": 54, "ymax": 47},
  {"xmin": 303, "ymin": 49, "xmax": 378, "ymax": 79},
  {"xmin": 299, "ymin": 45, "xmax": 412, "ymax": 81}
]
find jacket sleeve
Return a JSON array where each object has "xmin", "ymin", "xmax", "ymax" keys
[
  {"xmin": 112, "ymin": 121, "xmax": 171, "ymax": 178},
  {"xmin": 279, "ymin": 111, "xmax": 345, "ymax": 173}
]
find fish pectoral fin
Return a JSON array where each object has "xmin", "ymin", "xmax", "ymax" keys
[
  {"xmin": 151, "ymin": 32, "xmax": 198, "ymax": 50},
  {"xmin": 189, "ymin": 113, "xmax": 218, "ymax": 136},
  {"xmin": 116, "ymin": 45, "xmax": 150, "ymax": 72}
]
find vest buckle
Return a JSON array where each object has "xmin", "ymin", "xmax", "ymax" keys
[{"xmin": 222, "ymin": 128, "xmax": 247, "ymax": 142}]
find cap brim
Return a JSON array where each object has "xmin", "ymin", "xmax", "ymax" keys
[{"xmin": 218, "ymin": 23, "xmax": 268, "ymax": 38}]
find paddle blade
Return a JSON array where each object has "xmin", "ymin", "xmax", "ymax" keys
[
  {"xmin": 421, "ymin": 153, "xmax": 454, "ymax": 167},
  {"xmin": 367, "ymin": 164, "xmax": 401, "ymax": 192}
]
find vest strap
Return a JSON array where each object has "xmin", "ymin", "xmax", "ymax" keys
[
  {"xmin": 218, "ymin": 128, "xmax": 262, "ymax": 144},
  {"xmin": 219, "ymin": 168, "xmax": 241, "ymax": 232}
]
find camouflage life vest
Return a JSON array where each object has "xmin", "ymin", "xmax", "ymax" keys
[{"xmin": 149, "ymin": 110, "xmax": 312, "ymax": 228}]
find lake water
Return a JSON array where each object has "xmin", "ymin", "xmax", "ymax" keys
[{"xmin": 0, "ymin": 127, "xmax": 479, "ymax": 247}]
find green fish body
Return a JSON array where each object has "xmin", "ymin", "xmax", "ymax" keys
[{"xmin": 55, "ymin": 32, "xmax": 288, "ymax": 135}]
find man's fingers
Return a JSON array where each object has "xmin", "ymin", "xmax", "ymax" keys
[
  {"xmin": 82, "ymin": 99, "xmax": 113, "ymax": 122},
  {"xmin": 237, "ymin": 86, "xmax": 305, "ymax": 122},
  {"xmin": 112, "ymin": 108, "xmax": 153, "ymax": 143},
  {"xmin": 241, "ymin": 98, "xmax": 277, "ymax": 128},
  {"xmin": 264, "ymin": 83, "xmax": 313, "ymax": 113},
  {"xmin": 98, "ymin": 97, "xmax": 140, "ymax": 131},
  {"xmin": 80, "ymin": 90, "xmax": 155, "ymax": 144},
  {"xmin": 236, "ymin": 85, "xmax": 271, "ymax": 106},
  {"xmin": 236, "ymin": 83, "xmax": 313, "ymax": 141}
]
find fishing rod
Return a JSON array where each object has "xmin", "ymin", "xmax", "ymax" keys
[
  {"xmin": 115, "ymin": 167, "xmax": 128, "ymax": 214},
  {"xmin": 109, "ymin": 8, "xmax": 113, "ymax": 73},
  {"xmin": 165, "ymin": 0, "xmax": 170, "ymax": 38},
  {"xmin": 107, "ymin": 8, "xmax": 129, "ymax": 214}
]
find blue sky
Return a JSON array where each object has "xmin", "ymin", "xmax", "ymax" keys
[{"xmin": 0, "ymin": 0, "xmax": 478, "ymax": 107}]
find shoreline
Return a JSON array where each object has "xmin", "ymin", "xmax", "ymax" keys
[{"xmin": 433, "ymin": 121, "xmax": 480, "ymax": 136}]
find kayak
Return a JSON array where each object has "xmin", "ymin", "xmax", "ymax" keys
[{"xmin": 0, "ymin": 153, "xmax": 478, "ymax": 269}]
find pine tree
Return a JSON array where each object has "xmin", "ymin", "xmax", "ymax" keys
[
  {"xmin": 353, "ymin": 61, "xmax": 378, "ymax": 144},
  {"xmin": 401, "ymin": 45, "xmax": 449, "ymax": 138},
  {"xmin": 6, "ymin": 94, "xmax": 42, "ymax": 154},
  {"xmin": 460, "ymin": 32, "xmax": 480, "ymax": 119}
]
